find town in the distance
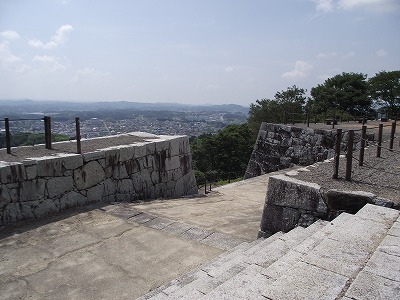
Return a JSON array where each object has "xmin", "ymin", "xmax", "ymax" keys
[{"xmin": 0, "ymin": 99, "xmax": 249, "ymax": 139}]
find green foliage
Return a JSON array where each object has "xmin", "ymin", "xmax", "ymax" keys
[
  {"xmin": 247, "ymin": 85, "xmax": 306, "ymax": 137},
  {"xmin": 190, "ymin": 123, "xmax": 254, "ymax": 180},
  {"xmin": 369, "ymin": 70, "xmax": 400, "ymax": 117},
  {"xmin": 310, "ymin": 72, "xmax": 370, "ymax": 116},
  {"xmin": 0, "ymin": 132, "xmax": 69, "ymax": 148},
  {"xmin": 194, "ymin": 170, "xmax": 206, "ymax": 186}
]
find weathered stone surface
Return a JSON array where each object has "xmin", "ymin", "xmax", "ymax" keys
[
  {"xmin": 83, "ymin": 151, "xmax": 105, "ymax": 162},
  {"xmin": 245, "ymin": 123, "xmax": 335, "ymax": 179},
  {"xmin": 325, "ymin": 189, "xmax": 374, "ymax": 213},
  {"xmin": 0, "ymin": 163, "xmax": 26, "ymax": 183},
  {"xmin": 1, "ymin": 134, "xmax": 197, "ymax": 225},
  {"xmin": 36, "ymin": 157, "xmax": 63, "ymax": 177},
  {"xmin": 21, "ymin": 179, "xmax": 46, "ymax": 201},
  {"xmin": 47, "ymin": 177, "xmax": 74, "ymax": 198},
  {"xmin": 59, "ymin": 191, "xmax": 86, "ymax": 209},
  {"xmin": 87, "ymin": 184, "xmax": 104, "ymax": 203},
  {"xmin": 74, "ymin": 161, "xmax": 105, "ymax": 190},
  {"xmin": 34, "ymin": 199, "xmax": 60, "ymax": 218},
  {"xmin": 61, "ymin": 154, "xmax": 83, "ymax": 170},
  {"xmin": 267, "ymin": 175, "xmax": 325, "ymax": 212}
]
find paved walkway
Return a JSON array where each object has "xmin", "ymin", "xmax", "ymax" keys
[{"xmin": 0, "ymin": 169, "xmax": 289, "ymax": 299}]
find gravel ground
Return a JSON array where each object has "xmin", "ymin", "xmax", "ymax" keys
[
  {"xmin": 292, "ymin": 139, "xmax": 400, "ymax": 207},
  {"xmin": 0, "ymin": 134, "xmax": 146, "ymax": 163}
]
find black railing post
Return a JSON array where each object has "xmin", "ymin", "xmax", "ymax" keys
[
  {"xmin": 345, "ymin": 130, "xmax": 354, "ymax": 181},
  {"xmin": 389, "ymin": 121, "xmax": 396, "ymax": 151},
  {"xmin": 75, "ymin": 117, "xmax": 82, "ymax": 154},
  {"xmin": 359, "ymin": 125, "xmax": 367, "ymax": 166},
  {"xmin": 332, "ymin": 129, "xmax": 342, "ymax": 179},
  {"xmin": 44, "ymin": 116, "xmax": 52, "ymax": 149},
  {"xmin": 377, "ymin": 123, "xmax": 383, "ymax": 157},
  {"xmin": 5, "ymin": 117, "xmax": 11, "ymax": 154}
]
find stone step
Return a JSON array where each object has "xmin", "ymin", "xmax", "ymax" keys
[
  {"xmin": 138, "ymin": 205, "xmax": 400, "ymax": 300},
  {"xmin": 260, "ymin": 205, "xmax": 399, "ymax": 300},
  {"xmin": 136, "ymin": 241, "xmax": 254, "ymax": 300},
  {"xmin": 140, "ymin": 232, "xmax": 282, "ymax": 300},
  {"xmin": 199, "ymin": 220, "xmax": 333, "ymax": 300},
  {"xmin": 161, "ymin": 221, "xmax": 327, "ymax": 300}
]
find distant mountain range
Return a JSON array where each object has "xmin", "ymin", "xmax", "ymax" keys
[{"xmin": 0, "ymin": 99, "xmax": 249, "ymax": 115}]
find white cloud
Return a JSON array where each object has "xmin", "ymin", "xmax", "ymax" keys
[
  {"xmin": 0, "ymin": 30, "xmax": 20, "ymax": 40},
  {"xmin": 317, "ymin": 52, "xmax": 338, "ymax": 59},
  {"xmin": 282, "ymin": 61, "xmax": 313, "ymax": 79},
  {"xmin": 225, "ymin": 66, "xmax": 234, "ymax": 72},
  {"xmin": 0, "ymin": 41, "xmax": 22, "ymax": 65},
  {"xmin": 29, "ymin": 24, "xmax": 73, "ymax": 49},
  {"xmin": 376, "ymin": 48, "xmax": 387, "ymax": 57},
  {"xmin": 33, "ymin": 55, "xmax": 66, "ymax": 71},
  {"xmin": 314, "ymin": 0, "xmax": 334, "ymax": 12},
  {"xmin": 338, "ymin": 0, "xmax": 400, "ymax": 12},
  {"xmin": 314, "ymin": 0, "xmax": 400, "ymax": 13}
]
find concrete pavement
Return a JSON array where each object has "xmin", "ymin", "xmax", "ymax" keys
[{"xmin": 0, "ymin": 170, "xmax": 286, "ymax": 299}]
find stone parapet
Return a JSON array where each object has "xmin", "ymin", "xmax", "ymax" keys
[{"xmin": 0, "ymin": 133, "xmax": 197, "ymax": 226}]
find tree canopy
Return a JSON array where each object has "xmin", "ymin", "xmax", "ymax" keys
[
  {"xmin": 247, "ymin": 85, "xmax": 306, "ymax": 137},
  {"xmin": 369, "ymin": 70, "xmax": 400, "ymax": 117},
  {"xmin": 310, "ymin": 72, "xmax": 370, "ymax": 116},
  {"xmin": 190, "ymin": 123, "xmax": 254, "ymax": 179}
]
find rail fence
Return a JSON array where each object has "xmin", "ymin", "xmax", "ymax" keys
[
  {"xmin": 283, "ymin": 112, "xmax": 377, "ymax": 128},
  {"xmin": 0, "ymin": 116, "xmax": 82, "ymax": 154},
  {"xmin": 332, "ymin": 121, "xmax": 399, "ymax": 181},
  {"xmin": 198, "ymin": 171, "xmax": 244, "ymax": 194}
]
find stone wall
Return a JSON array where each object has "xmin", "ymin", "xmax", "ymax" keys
[
  {"xmin": 0, "ymin": 133, "xmax": 197, "ymax": 226},
  {"xmin": 245, "ymin": 123, "xmax": 336, "ymax": 179},
  {"xmin": 259, "ymin": 174, "xmax": 393, "ymax": 237}
]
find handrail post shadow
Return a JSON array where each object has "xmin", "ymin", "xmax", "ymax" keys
[
  {"xmin": 345, "ymin": 130, "xmax": 354, "ymax": 181},
  {"xmin": 359, "ymin": 125, "xmax": 367, "ymax": 166},
  {"xmin": 377, "ymin": 123, "xmax": 383, "ymax": 157},
  {"xmin": 75, "ymin": 117, "xmax": 82, "ymax": 154},
  {"xmin": 389, "ymin": 121, "xmax": 396, "ymax": 151},
  {"xmin": 5, "ymin": 117, "xmax": 11, "ymax": 154},
  {"xmin": 332, "ymin": 128, "xmax": 342, "ymax": 179}
]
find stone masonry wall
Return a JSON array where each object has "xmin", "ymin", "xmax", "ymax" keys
[
  {"xmin": 244, "ymin": 123, "xmax": 336, "ymax": 179},
  {"xmin": 0, "ymin": 133, "xmax": 197, "ymax": 226},
  {"xmin": 259, "ymin": 174, "xmax": 393, "ymax": 236}
]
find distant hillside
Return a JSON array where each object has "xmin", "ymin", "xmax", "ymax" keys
[{"xmin": 0, "ymin": 99, "xmax": 249, "ymax": 115}]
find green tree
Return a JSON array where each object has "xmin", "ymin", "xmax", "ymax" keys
[
  {"xmin": 247, "ymin": 85, "xmax": 306, "ymax": 137},
  {"xmin": 369, "ymin": 70, "xmax": 400, "ymax": 118},
  {"xmin": 274, "ymin": 85, "xmax": 306, "ymax": 113},
  {"xmin": 310, "ymin": 72, "xmax": 370, "ymax": 116},
  {"xmin": 190, "ymin": 124, "xmax": 254, "ymax": 180}
]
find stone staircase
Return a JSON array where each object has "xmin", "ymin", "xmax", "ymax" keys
[{"xmin": 138, "ymin": 204, "xmax": 400, "ymax": 300}]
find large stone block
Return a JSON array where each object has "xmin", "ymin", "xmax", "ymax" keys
[
  {"xmin": 74, "ymin": 161, "xmax": 105, "ymax": 190},
  {"xmin": 118, "ymin": 146, "xmax": 135, "ymax": 162},
  {"xmin": 260, "ymin": 203, "xmax": 301, "ymax": 234},
  {"xmin": 267, "ymin": 174, "xmax": 326, "ymax": 212},
  {"xmin": 0, "ymin": 163, "xmax": 26, "ymax": 183},
  {"xmin": 59, "ymin": 191, "xmax": 86, "ymax": 209},
  {"xmin": 105, "ymin": 149, "xmax": 120, "ymax": 166},
  {"xmin": 20, "ymin": 179, "xmax": 46, "ymax": 201},
  {"xmin": 83, "ymin": 151, "xmax": 105, "ymax": 162},
  {"xmin": 33, "ymin": 199, "xmax": 60, "ymax": 218},
  {"xmin": 59, "ymin": 154, "xmax": 83, "ymax": 170},
  {"xmin": 36, "ymin": 157, "xmax": 63, "ymax": 177},
  {"xmin": 87, "ymin": 184, "xmax": 104, "ymax": 203},
  {"xmin": 47, "ymin": 176, "xmax": 74, "ymax": 198}
]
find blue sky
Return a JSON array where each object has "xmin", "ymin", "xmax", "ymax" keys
[{"xmin": 1, "ymin": 0, "xmax": 399, "ymax": 106}]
